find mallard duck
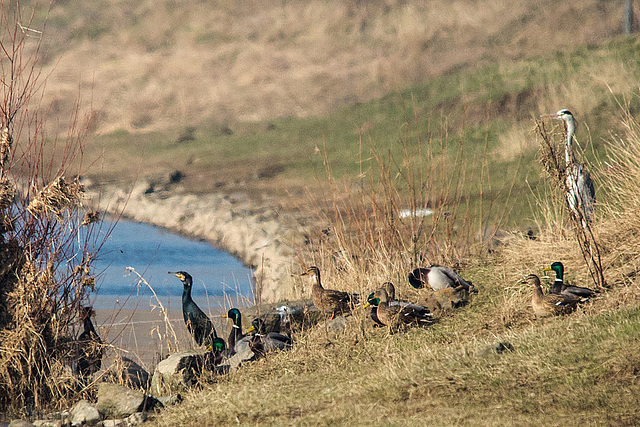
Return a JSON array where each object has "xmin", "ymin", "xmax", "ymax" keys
[
  {"xmin": 169, "ymin": 271, "xmax": 217, "ymax": 347},
  {"xmin": 526, "ymin": 274, "xmax": 578, "ymax": 317},
  {"xmin": 208, "ymin": 337, "xmax": 232, "ymax": 366},
  {"xmin": 301, "ymin": 266, "xmax": 359, "ymax": 318},
  {"xmin": 366, "ymin": 282, "xmax": 432, "ymax": 326},
  {"xmin": 222, "ymin": 308, "xmax": 247, "ymax": 352},
  {"xmin": 364, "ymin": 288, "xmax": 433, "ymax": 331},
  {"xmin": 247, "ymin": 318, "xmax": 293, "ymax": 355},
  {"xmin": 74, "ymin": 306, "xmax": 103, "ymax": 378},
  {"xmin": 408, "ymin": 266, "xmax": 475, "ymax": 293},
  {"xmin": 543, "ymin": 262, "xmax": 596, "ymax": 299}
]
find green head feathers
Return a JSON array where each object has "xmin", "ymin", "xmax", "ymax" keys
[
  {"xmin": 212, "ymin": 337, "xmax": 226, "ymax": 352},
  {"xmin": 544, "ymin": 262, "xmax": 564, "ymax": 280}
]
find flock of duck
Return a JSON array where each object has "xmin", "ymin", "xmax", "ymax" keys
[{"xmin": 73, "ymin": 260, "xmax": 596, "ymax": 379}]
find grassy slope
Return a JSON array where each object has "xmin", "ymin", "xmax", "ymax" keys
[
  {"xmin": 148, "ymin": 263, "xmax": 640, "ymax": 425},
  {"xmin": 136, "ymin": 35, "xmax": 640, "ymax": 427},
  {"xmin": 28, "ymin": 0, "xmax": 625, "ymax": 135}
]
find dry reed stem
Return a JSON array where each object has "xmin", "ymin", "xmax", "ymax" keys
[
  {"xmin": 125, "ymin": 267, "xmax": 180, "ymax": 354},
  {"xmin": 0, "ymin": 126, "xmax": 11, "ymax": 170}
]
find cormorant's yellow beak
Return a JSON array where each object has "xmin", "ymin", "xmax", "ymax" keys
[{"xmin": 168, "ymin": 271, "xmax": 184, "ymax": 280}]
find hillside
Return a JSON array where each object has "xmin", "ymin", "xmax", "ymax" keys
[
  {"xmin": 14, "ymin": 1, "xmax": 631, "ymax": 211},
  {"xmin": 24, "ymin": 0, "xmax": 628, "ymax": 135}
]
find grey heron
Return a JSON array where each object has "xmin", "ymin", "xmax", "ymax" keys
[{"xmin": 540, "ymin": 109, "xmax": 595, "ymax": 226}]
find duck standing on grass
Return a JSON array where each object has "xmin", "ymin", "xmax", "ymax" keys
[
  {"xmin": 543, "ymin": 262, "xmax": 596, "ymax": 300},
  {"xmin": 300, "ymin": 266, "xmax": 360, "ymax": 319},
  {"xmin": 74, "ymin": 306, "xmax": 104, "ymax": 379},
  {"xmin": 526, "ymin": 273, "xmax": 578, "ymax": 318},
  {"xmin": 168, "ymin": 271, "xmax": 218, "ymax": 347},
  {"xmin": 364, "ymin": 288, "xmax": 433, "ymax": 332}
]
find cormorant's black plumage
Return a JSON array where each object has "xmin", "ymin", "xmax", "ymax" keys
[
  {"xmin": 169, "ymin": 271, "xmax": 217, "ymax": 347},
  {"xmin": 74, "ymin": 306, "xmax": 103, "ymax": 378}
]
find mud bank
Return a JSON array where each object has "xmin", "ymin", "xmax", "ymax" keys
[{"xmin": 89, "ymin": 182, "xmax": 301, "ymax": 303}]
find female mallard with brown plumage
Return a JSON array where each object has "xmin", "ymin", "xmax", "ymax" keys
[
  {"xmin": 301, "ymin": 266, "xmax": 359, "ymax": 318},
  {"xmin": 364, "ymin": 288, "xmax": 433, "ymax": 332},
  {"xmin": 526, "ymin": 273, "xmax": 578, "ymax": 318}
]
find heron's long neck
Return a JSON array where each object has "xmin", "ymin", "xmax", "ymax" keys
[{"xmin": 565, "ymin": 120, "xmax": 575, "ymax": 166}]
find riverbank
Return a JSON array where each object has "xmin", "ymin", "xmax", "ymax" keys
[{"xmin": 87, "ymin": 180, "xmax": 301, "ymax": 303}]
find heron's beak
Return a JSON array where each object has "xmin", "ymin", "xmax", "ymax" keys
[{"xmin": 539, "ymin": 113, "xmax": 560, "ymax": 119}]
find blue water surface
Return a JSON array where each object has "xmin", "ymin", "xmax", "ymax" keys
[{"xmin": 90, "ymin": 219, "xmax": 254, "ymax": 310}]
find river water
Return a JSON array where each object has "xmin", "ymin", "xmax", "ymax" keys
[{"xmin": 90, "ymin": 219, "xmax": 254, "ymax": 312}]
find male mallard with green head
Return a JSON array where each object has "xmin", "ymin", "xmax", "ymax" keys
[
  {"xmin": 366, "ymin": 282, "xmax": 432, "ymax": 326},
  {"xmin": 543, "ymin": 262, "xmax": 596, "ymax": 300},
  {"xmin": 408, "ymin": 265, "xmax": 475, "ymax": 294},
  {"xmin": 364, "ymin": 288, "xmax": 433, "ymax": 332},
  {"xmin": 246, "ymin": 317, "xmax": 293, "ymax": 355}
]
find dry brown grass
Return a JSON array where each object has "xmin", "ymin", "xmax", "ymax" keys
[{"xmin": 30, "ymin": 0, "xmax": 626, "ymax": 135}]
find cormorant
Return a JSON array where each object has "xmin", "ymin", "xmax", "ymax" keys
[
  {"xmin": 168, "ymin": 271, "xmax": 217, "ymax": 347},
  {"xmin": 74, "ymin": 306, "xmax": 103, "ymax": 378}
]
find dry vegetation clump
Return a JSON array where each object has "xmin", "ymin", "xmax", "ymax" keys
[
  {"xmin": 27, "ymin": 176, "xmax": 84, "ymax": 220},
  {"xmin": 0, "ymin": 4, "xmax": 109, "ymax": 415}
]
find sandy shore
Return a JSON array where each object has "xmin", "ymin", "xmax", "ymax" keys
[
  {"xmin": 87, "ymin": 181, "xmax": 302, "ymax": 304},
  {"xmin": 96, "ymin": 306, "xmax": 231, "ymax": 370}
]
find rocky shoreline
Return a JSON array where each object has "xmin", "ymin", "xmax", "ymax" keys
[{"xmin": 88, "ymin": 181, "xmax": 301, "ymax": 303}]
